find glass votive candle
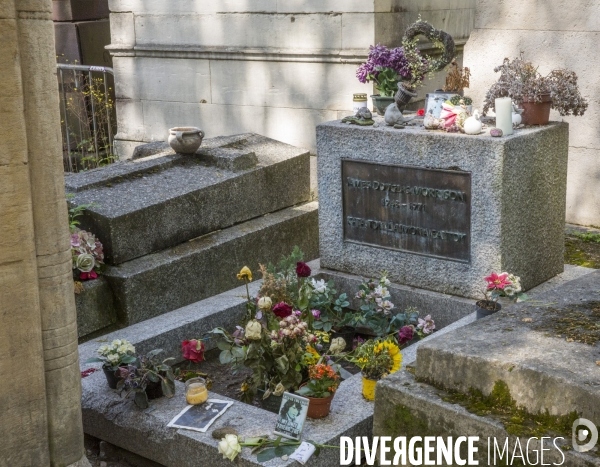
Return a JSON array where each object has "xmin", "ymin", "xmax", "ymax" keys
[{"xmin": 185, "ymin": 377, "xmax": 208, "ymax": 405}]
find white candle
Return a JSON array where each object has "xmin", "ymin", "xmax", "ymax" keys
[{"xmin": 495, "ymin": 97, "xmax": 513, "ymax": 136}]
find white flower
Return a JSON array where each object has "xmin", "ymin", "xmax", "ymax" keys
[
  {"xmin": 257, "ymin": 296, "xmax": 272, "ymax": 311},
  {"xmin": 97, "ymin": 345, "xmax": 108, "ymax": 356},
  {"xmin": 311, "ymin": 278, "xmax": 327, "ymax": 294},
  {"xmin": 75, "ymin": 253, "xmax": 95, "ymax": 273},
  {"xmin": 381, "ymin": 276, "xmax": 391, "ymax": 287},
  {"xmin": 381, "ymin": 300, "xmax": 395, "ymax": 315},
  {"xmin": 329, "ymin": 337, "xmax": 346, "ymax": 354},
  {"xmin": 218, "ymin": 434, "xmax": 241, "ymax": 461},
  {"xmin": 107, "ymin": 354, "xmax": 119, "ymax": 364},
  {"xmin": 374, "ymin": 285, "xmax": 389, "ymax": 298},
  {"xmin": 112, "ymin": 339, "xmax": 122, "ymax": 347},
  {"xmin": 245, "ymin": 320, "xmax": 262, "ymax": 340}
]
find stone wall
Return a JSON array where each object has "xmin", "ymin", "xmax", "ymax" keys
[
  {"xmin": 107, "ymin": 0, "xmax": 475, "ymax": 157},
  {"xmin": 463, "ymin": 0, "xmax": 600, "ymax": 226}
]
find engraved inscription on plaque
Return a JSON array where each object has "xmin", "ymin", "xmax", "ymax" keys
[{"xmin": 342, "ymin": 160, "xmax": 471, "ymax": 262}]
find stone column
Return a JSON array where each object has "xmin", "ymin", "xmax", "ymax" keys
[{"xmin": 0, "ymin": 0, "xmax": 88, "ymax": 466}]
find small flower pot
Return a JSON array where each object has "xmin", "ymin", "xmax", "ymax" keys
[
  {"xmin": 475, "ymin": 300, "xmax": 502, "ymax": 320},
  {"xmin": 305, "ymin": 394, "xmax": 334, "ymax": 419},
  {"xmin": 102, "ymin": 366, "xmax": 123, "ymax": 389},
  {"xmin": 371, "ymin": 95, "xmax": 395, "ymax": 116},
  {"xmin": 520, "ymin": 94, "xmax": 551, "ymax": 125},
  {"xmin": 257, "ymin": 388, "xmax": 284, "ymax": 414},
  {"xmin": 361, "ymin": 375, "xmax": 378, "ymax": 401},
  {"xmin": 331, "ymin": 326, "xmax": 355, "ymax": 352},
  {"xmin": 145, "ymin": 380, "xmax": 164, "ymax": 400},
  {"xmin": 168, "ymin": 127, "xmax": 205, "ymax": 154}
]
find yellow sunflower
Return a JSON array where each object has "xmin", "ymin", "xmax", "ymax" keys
[{"xmin": 377, "ymin": 341, "xmax": 402, "ymax": 374}]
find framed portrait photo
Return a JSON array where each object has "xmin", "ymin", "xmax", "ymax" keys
[
  {"xmin": 167, "ymin": 399, "xmax": 232, "ymax": 433},
  {"xmin": 274, "ymin": 392, "xmax": 309, "ymax": 440}
]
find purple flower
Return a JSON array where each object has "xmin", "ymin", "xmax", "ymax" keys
[
  {"xmin": 311, "ymin": 309, "xmax": 321, "ymax": 320},
  {"xmin": 417, "ymin": 315, "xmax": 436, "ymax": 335},
  {"xmin": 398, "ymin": 325, "xmax": 414, "ymax": 345}
]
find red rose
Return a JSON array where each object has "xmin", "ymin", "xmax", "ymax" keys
[
  {"xmin": 182, "ymin": 339, "xmax": 205, "ymax": 363},
  {"xmin": 272, "ymin": 302, "xmax": 293, "ymax": 318},
  {"xmin": 296, "ymin": 261, "xmax": 311, "ymax": 278},
  {"xmin": 417, "ymin": 109, "xmax": 425, "ymax": 116}
]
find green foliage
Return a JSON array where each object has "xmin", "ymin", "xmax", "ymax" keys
[
  {"xmin": 117, "ymin": 349, "xmax": 176, "ymax": 409},
  {"xmin": 369, "ymin": 67, "xmax": 400, "ymax": 97},
  {"xmin": 449, "ymin": 95, "xmax": 473, "ymax": 106},
  {"xmin": 571, "ymin": 231, "xmax": 600, "ymax": 243},
  {"xmin": 66, "ymin": 193, "xmax": 97, "ymax": 233}
]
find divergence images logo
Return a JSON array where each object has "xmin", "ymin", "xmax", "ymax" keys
[{"xmin": 572, "ymin": 419, "xmax": 598, "ymax": 453}]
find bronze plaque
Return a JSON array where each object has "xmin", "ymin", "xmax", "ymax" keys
[{"xmin": 342, "ymin": 160, "xmax": 471, "ymax": 262}]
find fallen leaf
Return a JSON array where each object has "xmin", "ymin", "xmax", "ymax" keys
[
  {"xmin": 73, "ymin": 281, "xmax": 84, "ymax": 294},
  {"xmin": 522, "ymin": 318, "xmax": 533, "ymax": 322},
  {"xmin": 596, "ymin": 361, "xmax": 600, "ymax": 366}
]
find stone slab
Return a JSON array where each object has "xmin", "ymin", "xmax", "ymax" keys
[
  {"xmin": 317, "ymin": 120, "xmax": 569, "ymax": 299},
  {"xmin": 75, "ymin": 277, "xmax": 117, "ymax": 338},
  {"xmin": 416, "ymin": 269, "xmax": 600, "ymax": 421},
  {"xmin": 65, "ymin": 134, "xmax": 310, "ymax": 264},
  {"xmin": 373, "ymin": 370, "xmax": 600, "ymax": 466},
  {"xmin": 103, "ymin": 201, "xmax": 319, "ymax": 325}
]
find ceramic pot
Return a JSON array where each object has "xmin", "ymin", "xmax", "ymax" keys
[
  {"xmin": 168, "ymin": 127, "xmax": 205, "ymax": 154},
  {"xmin": 371, "ymin": 95, "xmax": 395, "ymax": 116},
  {"xmin": 145, "ymin": 380, "xmax": 164, "ymax": 400},
  {"xmin": 520, "ymin": 94, "xmax": 551, "ymax": 125},
  {"xmin": 331, "ymin": 326, "xmax": 355, "ymax": 352},
  {"xmin": 362, "ymin": 375, "xmax": 377, "ymax": 401},
  {"xmin": 395, "ymin": 83, "xmax": 418, "ymax": 110},
  {"xmin": 102, "ymin": 366, "xmax": 123, "ymax": 389},
  {"xmin": 475, "ymin": 300, "xmax": 502, "ymax": 320},
  {"xmin": 299, "ymin": 385, "xmax": 334, "ymax": 419},
  {"xmin": 257, "ymin": 388, "xmax": 284, "ymax": 414}
]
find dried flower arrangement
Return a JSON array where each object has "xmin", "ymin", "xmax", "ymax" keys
[
  {"xmin": 442, "ymin": 60, "xmax": 471, "ymax": 93},
  {"xmin": 483, "ymin": 53, "xmax": 588, "ymax": 116}
]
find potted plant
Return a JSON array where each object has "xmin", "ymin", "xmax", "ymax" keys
[
  {"xmin": 117, "ymin": 349, "xmax": 176, "ymax": 409},
  {"xmin": 356, "ymin": 43, "xmax": 428, "ymax": 115},
  {"xmin": 85, "ymin": 339, "xmax": 136, "ymax": 388},
  {"xmin": 477, "ymin": 272, "xmax": 527, "ymax": 319},
  {"xmin": 348, "ymin": 339, "xmax": 402, "ymax": 401},
  {"xmin": 483, "ymin": 53, "xmax": 588, "ymax": 125},
  {"xmin": 295, "ymin": 363, "xmax": 341, "ymax": 419}
]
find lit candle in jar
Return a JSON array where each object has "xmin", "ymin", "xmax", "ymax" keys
[
  {"xmin": 495, "ymin": 97, "xmax": 514, "ymax": 136},
  {"xmin": 185, "ymin": 377, "xmax": 208, "ymax": 405}
]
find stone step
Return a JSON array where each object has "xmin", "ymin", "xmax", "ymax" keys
[
  {"xmin": 103, "ymin": 201, "xmax": 319, "ymax": 326},
  {"xmin": 66, "ymin": 133, "xmax": 310, "ymax": 264},
  {"xmin": 373, "ymin": 370, "xmax": 600, "ymax": 466},
  {"xmin": 415, "ymin": 269, "xmax": 600, "ymax": 422}
]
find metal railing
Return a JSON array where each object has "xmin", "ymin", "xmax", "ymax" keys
[{"xmin": 57, "ymin": 63, "xmax": 116, "ymax": 172}]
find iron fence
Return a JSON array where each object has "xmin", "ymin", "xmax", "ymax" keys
[{"xmin": 57, "ymin": 63, "xmax": 116, "ymax": 172}]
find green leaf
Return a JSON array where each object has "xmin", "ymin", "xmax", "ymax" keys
[
  {"xmin": 231, "ymin": 347, "xmax": 246, "ymax": 359},
  {"xmin": 121, "ymin": 355, "xmax": 136, "ymax": 363},
  {"xmin": 134, "ymin": 391, "xmax": 149, "ymax": 409},
  {"xmin": 146, "ymin": 349, "xmax": 163, "ymax": 359},
  {"xmin": 256, "ymin": 448, "xmax": 279, "ymax": 463},
  {"xmin": 296, "ymin": 386, "xmax": 311, "ymax": 396},
  {"xmin": 161, "ymin": 378, "xmax": 175, "ymax": 398},
  {"xmin": 84, "ymin": 357, "xmax": 104, "ymax": 364},
  {"xmin": 219, "ymin": 350, "xmax": 233, "ymax": 364},
  {"xmin": 217, "ymin": 341, "xmax": 231, "ymax": 351},
  {"xmin": 275, "ymin": 355, "xmax": 289, "ymax": 373},
  {"xmin": 146, "ymin": 372, "xmax": 160, "ymax": 383},
  {"xmin": 323, "ymin": 322, "xmax": 333, "ymax": 332}
]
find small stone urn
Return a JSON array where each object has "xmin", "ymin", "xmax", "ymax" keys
[{"xmin": 168, "ymin": 127, "xmax": 205, "ymax": 154}]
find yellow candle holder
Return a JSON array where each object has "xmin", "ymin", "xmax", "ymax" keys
[{"xmin": 185, "ymin": 377, "xmax": 208, "ymax": 405}]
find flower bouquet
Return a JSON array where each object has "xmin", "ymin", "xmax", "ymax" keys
[
  {"xmin": 296, "ymin": 363, "xmax": 341, "ymax": 418},
  {"xmin": 349, "ymin": 339, "xmax": 402, "ymax": 400},
  {"xmin": 85, "ymin": 339, "xmax": 136, "ymax": 388},
  {"xmin": 477, "ymin": 272, "xmax": 527, "ymax": 319},
  {"xmin": 71, "ymin": 229, "xmax": 104, "ymax": 280}
]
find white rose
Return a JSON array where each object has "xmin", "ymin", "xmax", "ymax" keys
[
  {"xmin": 329, "ymin": 337, "xmax": 346, "ymax": 354},
  {"xmin": 76, "ymin": 253, "xmax": 95, "ymax": 273},
  {"xmin": 311, "ymin": 278, "xmax": 327, "ymax": 294},
  {"xmin": 245, "ymin": 320, "xmax": 263, "ymax": 340},
  {"xmin": 218, "ymin": 434, "xmax": 241, "ymax": 461},
  {"xmin": 257, "ymin": 296, "xmax": 272, "ymax": 311}
]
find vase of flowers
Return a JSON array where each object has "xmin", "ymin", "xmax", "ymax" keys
[
  {"xmin": 296, "ymin": 363, "xmax": 341, "ymax": 419},
  {"xmin": 477, "ymin": 272, "xmax": 527, "ymax": 319},
  {"xmin": 85, "ymin": 339, "xmax": 136, "ymax": 389},
  {"xmin": 483, "ymin": 53, "xmax": 588, "ymax": 125},
  {"xmin": 349, "ymin": 339, "xmax": 402, "ymax": 401},
  {"xmin": 117, "ymin": 349, "xmax": 176, "ymax": 408},
  {"xmin": 356, "ymin": 42, "xmax": 427, "ymax": 115}
]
